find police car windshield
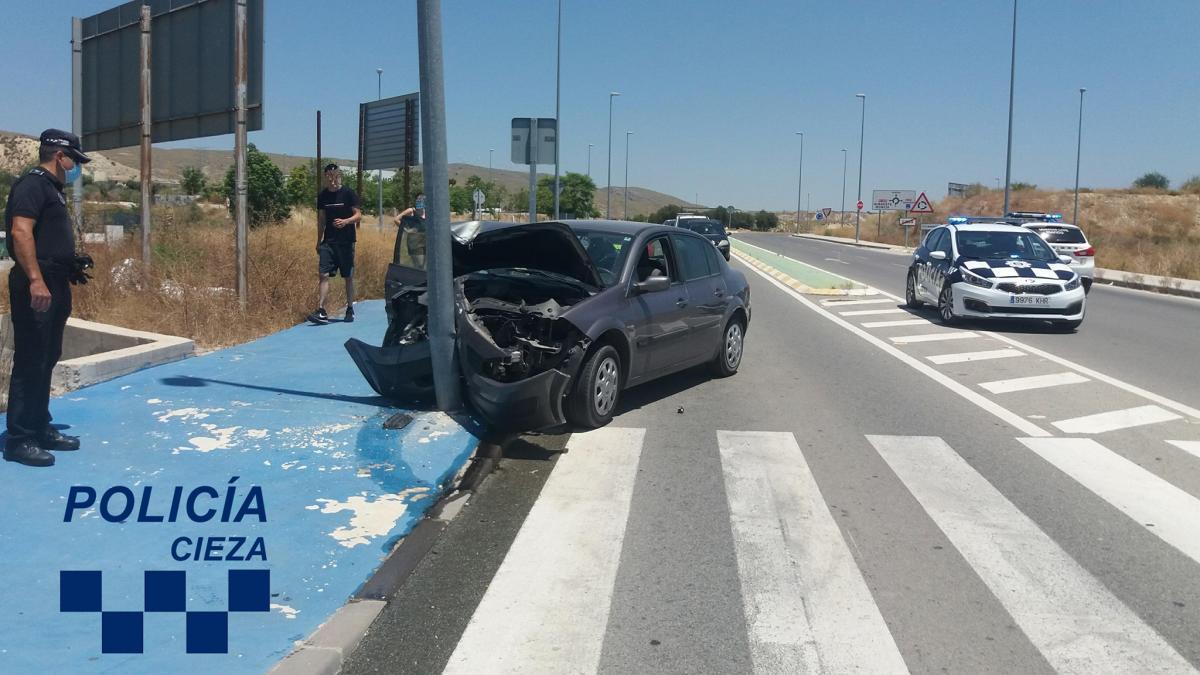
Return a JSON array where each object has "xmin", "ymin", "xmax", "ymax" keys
[{"xmin": 955, "ymin": 230, "xmax": 1057, "ymax": 262}]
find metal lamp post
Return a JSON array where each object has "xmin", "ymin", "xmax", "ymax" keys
[
  {"xmin": 606, "ymin": 91, "xmax": 620, "ymax": 218},
  {"xmin": 840, "ymin": 148, "xmax": 847, "ymax": 224},
  {"xmin": 855, "ymin": 93, "xmax": 865, "ymax": 242},
  {"xmin": 488, "ymin": 148, "xmax": 493, "ymax": 185},
  {"xmin": 624, "ymin": 131, "xmax": 632, "ymax": 219},
  {"xmin": 553, "ymin": 0, "xmax": 562, "ymax": 219},
  {"xmin": 795, "ymin": 131, "xmax": 804, "ymax": 232},
  {"xmin": 376, "ymin": 67, "xmax": 384, "ymax": 228},
  {"xmin": 587, "ymin": 143, "xmax": 593, "ymax": 179},
  {"xmin": 1073, "ymin": 88, "xmax": 1086, "ymax": 225},
  {"xmin": 1003, "ymin": 0, "xmax": 1018, "ymax": 215}
]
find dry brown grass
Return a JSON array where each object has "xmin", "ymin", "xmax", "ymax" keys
[{"xmin": 1, "ymin": 206, "xmax": 394, "ymax": 349}]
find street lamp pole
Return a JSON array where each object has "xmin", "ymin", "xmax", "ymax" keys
[
  {"xmin": 1003, "ymin": 0, "xmax": 1018, "ymax": 215},
  {"xmin": 855, "ymin": 93, "xmax": 865, "ymax": 243},
  {"xmin": 607, "ymin": 91, "xmax": 620, "ymax": 218},
  {"xmin": 840, "ymin": 148, "xmax": 847, "ymax": 224},
  {"xmin": 795, "ymin": 131, "xmax": 804, "ymax": 233},
  {"xmin": 1073, "ymin": 87, "xmax": 1086, "ymax": 225},
  {"xmin": 377, "ymin": 67, "xmax": 384, "ymax": 228},
  {"xmin": 488, "ymin": 148, "xmax": 493, "ymax": 184},
  {"xmin": 587, "ymin": 143, "xmax": 593, "ymax": 179},
  {"xmin": 624, "ymin": 131, "xmax": 632, "ymax": 219},
  {"xmin": 553, "ymin": 0, "xmax": 562, "ymax": 219}
]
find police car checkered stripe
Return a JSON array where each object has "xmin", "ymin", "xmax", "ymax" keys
[{"xmin": 960, "ymin": 259, "xmax": 1074, "ymax": 281}]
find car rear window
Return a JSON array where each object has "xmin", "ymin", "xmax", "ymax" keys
[{"xmin": 1028, "ymin": 226, "xmax": 1087, "ymax": 244}]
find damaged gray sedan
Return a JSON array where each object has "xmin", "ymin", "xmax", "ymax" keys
[{"xmin": 345, "ymin": 220, "xmax": 751, "ymax": 432}]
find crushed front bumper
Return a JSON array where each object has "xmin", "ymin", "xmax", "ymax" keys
[{"xmin": 464, "ymin": 368, "xmax": 572, "ymax": 432}]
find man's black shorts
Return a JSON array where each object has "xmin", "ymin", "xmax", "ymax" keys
[{"xmin": 318, "ymin": 241, "xmax": 355, "ymax": 277}]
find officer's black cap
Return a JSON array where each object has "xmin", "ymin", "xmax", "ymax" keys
[{"xmin": 39, "ymin": 128, "xmax": 92, "ymax": 164}]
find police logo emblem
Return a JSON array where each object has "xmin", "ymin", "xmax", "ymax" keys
[{"xmin": 1004, "ymin": 260, "xmax": 1031, "ymax": 268}]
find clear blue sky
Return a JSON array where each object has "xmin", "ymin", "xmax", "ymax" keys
[{"xmin": 3, "ymin": 1, "xmax": 1198, "ymax": 211}]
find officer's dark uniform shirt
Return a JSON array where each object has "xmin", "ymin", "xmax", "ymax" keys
[
  {"xmin": 317, "ymin": 187, "xmax": 359, "ymax": 243},
  {"xmin": 4, "ymin": 167, "xmax": 74, "ymax": 266}
]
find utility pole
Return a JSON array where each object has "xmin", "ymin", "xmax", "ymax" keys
[
  {"xmin": 139, "ymin": 3, "xmax": 152, "ymax": 270},
  {"xmin": 234, "ymin": 0, "xmax": 249, "ymax": 307},
  {"xmin": 553, "ymin": 0, "xmax": 562, "ymax": 219},
  {"xmin": 855, "ymin": 93, "xmax": 865, "ymax": 243},
  {"xmin": 587, "ymin": 143, "xmax": 593, "ymax": 179},
  {"xmin": 606, "ymin": 92, "xmax": 620, "ymax": 218},
  {"xmin": 840, "ymin": 149, "xmax": 847, "ymax": 224},
  {"xmin": 795, "ymin": 131, "xmax": 804, "ymax": 233},
  {"xmin": 1003, "ymin": 0, "xmax": 1018, "ymax": 215},
  {"xmin": 1073, "ymin": 88, "xmax": 1086, "ymax": 225},
  {"xmin": 416, "ymin": 0, "xmax": 461, "ymax": 411},
  {"xmin": 624, "ymin": 131, "xmax": 632, "ymax": 219}
]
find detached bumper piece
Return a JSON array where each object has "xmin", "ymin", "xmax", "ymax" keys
[
  {"xmin": 464, "ymin": 368, "xmax": 572, "ymax": 432},
  {"xmin": 344, "ymin": 338, "xmax": 435, "ymax": 402}
]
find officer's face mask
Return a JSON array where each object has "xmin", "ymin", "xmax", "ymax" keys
[
  {"xmin": 60, "ymin": 155, "xmax": 82, "ymax": 183},
  {"xmin": 414, "ymin": 197, "xmax": 425, "ymax": 212}
]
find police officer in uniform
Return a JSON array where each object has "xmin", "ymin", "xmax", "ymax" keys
[{"xmin": 3, "ymin": 129, "xmax": 91, "ymax": 467}]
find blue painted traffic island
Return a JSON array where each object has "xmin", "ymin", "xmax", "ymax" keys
[{"xmin": 0, "ymin": 300, "xmax": 479, "ymax": 673}]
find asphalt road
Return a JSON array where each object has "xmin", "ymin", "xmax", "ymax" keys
[{"xmin": 346, "ymin": 239, "xmax": 1200, "ymax": 674}]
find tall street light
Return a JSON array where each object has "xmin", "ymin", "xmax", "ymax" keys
[
  {"xmin": 840, "ymin": 148, "xmax": 847, "ymax": 223},
  {"xmin": 1003, "ymin": 0, "xmax": 1018, "ymax": 215},
  {"xmin": 855, "ymin": 93, "xmax": 866, "ymax": 243},
  {"xmin": 488, "ymin": 148, "xmax": 494, "ymax": 185},
  {"xmin": 607, "ymin": 91, "xmax": 620, "ymax": 218},
  {"xmin": 553, "ymin": 0, "xmax": 562, "ymax": 219},
  {"xmin": 587, "ymin": 143, "xmax": 594, "ymax": 179},
  {"xmin": 624, "ymin": 131, "xmax": 633, "ymax": 219},
  {"xmin": 376, "ymin": 67, "xmax": 384, "ymax": 228},
  {"xmin": 795, "ymin": 131, "xmax": 804, "ymax": 233},
  {"xmin": 1073, "ymin": 87, "xmax": 1086, "ymax": 225}
]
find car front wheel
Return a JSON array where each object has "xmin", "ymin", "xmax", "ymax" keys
[
  {"xmin": 565, "ymin": 345, "xmax": 622, "ymax": 429},
  {"xmin": 938, "ymin": 285, "xmax": 958, "ymax": 325},
  {"xmin": 710, "ymin": 317, "xmax": 745, "ymax": 377},
  {"xmin": 906, "ymin": 272, "xmax": 923, "ymax": 308}
]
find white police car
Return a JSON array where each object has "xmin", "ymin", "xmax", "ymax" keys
[
  {"xmin": 1006, "ymin": 212, "xmax": 1095, "ymax": 293},
  {"xmin": 906, "ymin": 219, "xmax": 1086, "ymax": 330}
]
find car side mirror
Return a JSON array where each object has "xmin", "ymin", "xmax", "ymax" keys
[
  {"xmin": 633, "ymin": 274, "xmax": 670, "ymax": 294},
  {"xmin": 1058, "ymin": 255, "xmax": 1074, "ymax": 265},
  {"xmin": 930, "ymin": 250, "xmax": 948, "ymax": 261}
]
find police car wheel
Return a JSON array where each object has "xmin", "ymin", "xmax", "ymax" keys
[
  {"xmin": 938, "ymin": 285, "xmax": 957, "ymax": 325},
  {"xmin": 905, "ymin": 273, "xmax": 923, "ymax": 308}
]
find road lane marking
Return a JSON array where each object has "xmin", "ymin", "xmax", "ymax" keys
[
  {"xmin": 1052, "ymin": 405, "xmax": 1182, "ymax": 434},
  {"xmin": 718, "ymin": 431, "xmax": 907, "ymax": 674},
  {"xmin": 1168, "ymin": 440, "xmax": 1200, "ymax": 460},
  {"xmin": 871, "ymin": 435, "xmax": 1193, "ymax": 673},
  {"xmin": 860, "ymin": 319, "xmax": 930, "ymax": 328},
  {"xmin": 927, "ymin": 348, "xmax": 1025, "ymax": 364},
  {"xmin": 1020, "ymin": 437, "xmax": 1200, "ymax": 567},
  {"xmin": 889, "ymin": 332, "xmax": 981, "ymax": 344},
  {"xmin": 736, "ymin": 260, "xmax": 1049, "ymax": 436},
  {"xmin": 824, "ymin": 257, "xmax": 851, "ymax": 265},
  {"xmin": 442, "ymin": 427, "xmax": 645, "ymax": 674},
  {"xmin": 979, "ymin": 372, "xmax": 1091, "ymax": 394},
  {"xmin": 838, "ymin": 308, "xmax": 908, "ymax": 317},
  {"xmin": 820, "ymin": 298, "xmax": 895, "ymax": 306}
]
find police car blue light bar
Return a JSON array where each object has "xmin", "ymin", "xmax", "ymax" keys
[
  {"xmin": 1005, "ymin": 211, "xmax": 1063, "ymax": 222},
  {"xmin": 947, "ymin": 216, "xmax": 970, "ymax": 224}
]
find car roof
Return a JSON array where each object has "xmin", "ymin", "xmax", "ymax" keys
[
  {"xmin": 947, "ymin": 223, "xmax": 1033, "ymax": 234},
  {"xmin": 1022, "ymin": 221, "xmax": 1082, "ymax": 230},
  {"xmin": 560, "ymin": 219, "xmax": 678, "ymax": 236}
]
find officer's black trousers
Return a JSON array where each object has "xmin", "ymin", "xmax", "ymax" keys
[{"xmin": 6, "ymin": 270, "xmax": 71, "ymax": 444}]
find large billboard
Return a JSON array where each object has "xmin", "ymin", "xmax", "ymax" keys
[
  {"xmin": 81, "ymin": 0, "xmax": 264, "ymax": 152},
  {"xmin": 360, "ymin": 93, "xmax": 420, "ymax": 171}
]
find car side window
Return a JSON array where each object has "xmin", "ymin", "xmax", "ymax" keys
[
  {"xmin": 938, "ymin": 230, "xmax": 955, "ymax": 257},
  {"xmin": 673, "ymin": 234, "xmax": 715, "ymax": 281},
  {"xmin": 925, "ymin": 228, "xmax": 945, "ymax": 252},
  {"xmin": 635, "ymin": 236, "xmax": 675, "ymax": 282},
  {"xmin": 701, "ymin": 241, "xmax": 722, "ymax": 274}
]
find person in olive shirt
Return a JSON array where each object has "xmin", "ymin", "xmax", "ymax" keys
[
  {"xmin": 3, "ymin": 129, "xmax": 91, "ymax": 467},
  {"xmin": 309, "ymin": 164, "xmax": 362, "ymax": 324}
]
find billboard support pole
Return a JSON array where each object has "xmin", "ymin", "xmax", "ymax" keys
[
  {"xmin": 528, "ymin": 118, "xmax": 537, "ymax": 224},
  {"xmin": 416, "ymin": 0, "xmax": 461, "ymax": 412},
  {"xmin": 403, "ymin": 98, "xmax": 415, "ymax": 208},
  {"xmin": 315, "ymin": 110, "xmax": 322, "ymax": 209},
  {"xmin": 234, "ymin": 0, "xmax": 248, "ymax": 308},
  {"xmin": 139, "ymin": 4, "xmax": 152, "ymax": 269},
  {"xmin": 71, "ymin": 17, "xmax": 84, "ymax": 243}
]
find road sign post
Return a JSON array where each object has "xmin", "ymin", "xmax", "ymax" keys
[
  {"xmin": 512, "ymin": 117, "xmax": 556, "ymax": 224},
  {"xmin": 472, "ymin": 188, "xmax": 485, "ymax": 220}
]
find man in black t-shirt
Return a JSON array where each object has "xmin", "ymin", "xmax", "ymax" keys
[
  {"xmin": 4, "ymin": 129, "xmax": 92, "ymax": 467},
  {"xmin": 309, "ymin": 164, "xmax": 361, "ymax": 324}
]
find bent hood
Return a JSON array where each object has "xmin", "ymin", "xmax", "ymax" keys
[
  {"xmin": 958, "ymin": 258, "xmax": 1075, "ymax": 281},
  {"xmin": 442, "ymin": 220, "xmax": 603, "ymax": 288}
]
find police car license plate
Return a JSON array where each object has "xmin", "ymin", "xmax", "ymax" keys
[{"xmin": 1009, "ymin": 295, "xmax": 1050, "ymax": 305}]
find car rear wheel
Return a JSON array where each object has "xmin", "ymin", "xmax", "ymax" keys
[
  {"xmin": 938, "ymin": 285, "xmax": 958, "ymax": 325},
  {"xmin": 905, "ymin": 273, "xmax": 923, "ymax": 308},
  {"xmin": 710, "ymin": 317, "xmax": 745, "ymax": 377},
  {"xmin": 565, "ymin": 345, "xmax": 621, "ymax": 429}
]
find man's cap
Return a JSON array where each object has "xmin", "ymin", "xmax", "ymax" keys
[
  {"xmin": 40, "ymin": 129, "xmax": 92, "ymax": 164},
  {"xmin": 324, "ymin": 163, "xmax": 339, "ymax": 172}
]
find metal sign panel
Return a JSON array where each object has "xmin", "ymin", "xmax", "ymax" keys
[
  {"xmin": 511, "ymin": 117, "xmax": 557, "ymax": 165},
  {"xmin": 871, "ymin": 189, "xmax": 916, "ymax": 211},
  {"xmin": 947, "ymin": 182, "xmax": 969, "ymax": 198},
  {"xmin": 361, "ymin": 93, "xmax": 420, "ymax": 170},
  {"xmin": 80, "ymin": 0, "xmax": 264, "ymax": 151}
]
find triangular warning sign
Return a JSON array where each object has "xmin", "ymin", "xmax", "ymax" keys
[
  {"xmin": 821, "ymin": 207, "xmax": 832, "ymax": 217},
  {"xmin": 910, "ymin": 191, "xmax": 934, "ymax": 214}
]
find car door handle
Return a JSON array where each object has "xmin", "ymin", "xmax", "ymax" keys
[
  {"xmin": 713, "ymin": 289, "xmax": 724, "ymax": 297},
  {"xmin": 676, "ymin": 298, "xmax": 688, "ymax": 307}
]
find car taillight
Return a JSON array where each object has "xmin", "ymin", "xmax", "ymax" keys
[{"xmin": 1075, "ymin": 246, "xmax": 1094, "ymax": 257}]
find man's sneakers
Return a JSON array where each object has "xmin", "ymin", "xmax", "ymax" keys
[
  {"xmin": 307, "ymin": 307, "xmax": 329, "ymax": 324},
  {"xmin": 40, "ymin": 428, "xmax": 81, "ymax": 451},
  {"xmin": 343, "ymin": 306, "xmax": 355, "ymax": 323},
  {"xmin": 5, "ymin": 440, "xmax": 55, "ymax": 467}
]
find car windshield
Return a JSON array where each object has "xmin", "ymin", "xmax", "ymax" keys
[
  {"xmin": 1027, "ymin": 226, "xmax": 1087, "ymax": 244},
  {"xmin": 574, "ymin": 229, "xmax": 635, "ymax": 287},
  {"xmin": 955, "ymin": 230, "xmax": 1057, "ymax": 262},
  {"xmin": 683, "ymin": 220, "xmax": 724, "ymax": 235}
]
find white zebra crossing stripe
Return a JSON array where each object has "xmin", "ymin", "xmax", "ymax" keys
[
  {"xmin": 442, "ymin": 427, "xmax": 645, "ymax": 675},
  {"xmin": 926, "ymin": 348, "xmax": 1024, "ymax": 364},
  {"xmin": 890, "ymin": 332, "xmax": 980, "ymax": 344},
  {"xmin": 1168, "ymin": 440, "xmax": 1200, "ymax": 460},
  {"xmin": 1052, "ymin": 404, "xmax": 1182, "ymax": 434},
  {"xmin": 860, "ymin": 318, "xmax": 929, "ymax": 328},
  {"xmin": 1019, "ymin": 437, "xmax": 1200, "ymax": 567},
  {"xmin": 838, "ymin": 308, "xmax": 908, "ymax": 317},
  {"xmin": 820, "ymin": 298, "xmax": 896, "ymax": 306},
  {"xmin": 718, "ymin": 431, "xmax": 907, "ymax": 674},
  {"xmin": 979, "ymin": 372, "xmax": 1090, "ymax": 394},
  {"xmin": 870, "ymin": 435, "xmax": 1193, "ymax": 673}
]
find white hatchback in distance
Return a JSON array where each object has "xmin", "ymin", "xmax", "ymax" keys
[{"xmin": 1020, "ymin": 222, "xmax": 1095, "ymax": 293}]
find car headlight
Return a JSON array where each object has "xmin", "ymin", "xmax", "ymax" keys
[
  {"xmin": 1064, "ymin": 275, "xmax": 1081, "ymax": 291},
  {"xmin": 959, "ymin": 267, "xmax": 993, "ymax": 289}
]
